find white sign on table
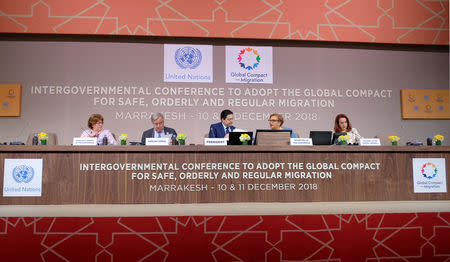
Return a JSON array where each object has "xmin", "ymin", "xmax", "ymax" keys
[
  {"xmin": 290, "ymin": 138, "xmax": 313, "ymax": 146},
  {"xmin": 204, "ymin": 138, "xmax": 228, "ymax": 146},
  {"xmin": 359, "ymin": 138, "xmax": 381, "ymax": 146},
  {"xmin": 73, "ymin": 137, "xmax": 97, "ymax": 146},
  {"xmin": 146, "ymin": 138, "xmax": 170, "ymax": 146}
]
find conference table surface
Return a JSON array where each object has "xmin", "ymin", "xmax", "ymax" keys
[
  {"xmin": 0, "ymin": 145, "xmax": 449, "ymax": 216},
  {"xmin": 1, "ymin": 144, "xmax": 448, "ymax": 152}
]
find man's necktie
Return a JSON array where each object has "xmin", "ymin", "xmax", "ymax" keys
[
  {"xmin": 158, "ymin": 133, "xmax": 161, "ymax": 138},
  {"xmin": 225, "ymin": 127, "xmax": 230, "ymax": 134}
]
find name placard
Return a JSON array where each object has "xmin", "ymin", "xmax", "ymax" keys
[
  {"xmin": 290, "ymin": 138, "xmax": 313, "ymax": 146},
  {"xmin": 73, "ymin": 137, "xmax": 97, "ymax": 146},
  {"xmin": 204, "ymin": 138, "xmax": 228, "ymax": 146},
  {"xmin": 359, "ymin": 138, "xmax": 381, "ymax": 146},
  {"xmin": 146, "ymin": 138, "xmax": 170, "ymax": 146}
]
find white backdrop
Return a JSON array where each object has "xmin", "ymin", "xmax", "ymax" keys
[{"xmin": 0, "ymin": 41, "xmax": 448, "ymax": 145}]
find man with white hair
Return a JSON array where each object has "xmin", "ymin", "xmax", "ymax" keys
[{"xmin": 141, "ymin": 113, "xmax": 178, "ymax": 145}]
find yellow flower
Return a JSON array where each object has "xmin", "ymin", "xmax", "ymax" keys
[
  {"xmin": 119, "ymin": 134, "xmax": 128, "ymax": 141},
  {"xmin": 434, "ymin": 135, "xmax": 444, "ymax": 141},
  {"xmin": 388, "ymin": 136, "xmax": 400, "ymax": 142},
  {"xmin": 38, "ymin": 132, "xmax": 48, "ymax": 140},
  {"xmin": 176, "ymin": 133, "xmax": 187, "ymax": 141},
  {"xmin": 338, "ymin": 135, "xmax": 350, "ymax": 142},
  {"xmin": 239, "ymin": 133, "xmax": 251, "ymax": 142}
]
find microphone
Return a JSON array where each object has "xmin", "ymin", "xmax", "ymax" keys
[
  {"xmin": 210, "ymin": 127, "xmax": 216, "ymax": 138},
  {"xmin": 12, "ymin": 122, "xmax": 30, "ymax": 145},
  {"xmin": 80, "ymin": 127, "xmax": 91, "ymax": 137}
]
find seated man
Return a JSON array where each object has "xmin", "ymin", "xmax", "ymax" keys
[
  {"xmin": 209, "ymin": 109, "xmax": 235, "ymax": 138},
  {"xmin": 141, "ymin": 113, "xmax": 177, "ymax": 145}
]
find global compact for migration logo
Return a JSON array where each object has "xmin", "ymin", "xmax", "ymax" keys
[
  {"xmin": 238, "ymin": 47, "xmax": 260, "ymax": 70},
  {"xmin": 174, "ymin": 46, "xmax": 202, "ymax": 69},
  {"xmin": 12, "ymin": 165, "xmax": 35, "ymax": 183},
  {"xmin": 421, "ymin": 162, "xmax": 437, "ymax": 179}
]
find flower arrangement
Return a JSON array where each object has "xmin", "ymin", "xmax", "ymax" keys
[
  {"xmin": 119, "ymin": 134, "xmax": 128, "ymax": 145},
  {"xmin": 388, "ymin": 135, "xmax": 400, "ymax": 146},
  {"xmin": 338, "ymin": 134, "xmax": 350, "ymax": 145},
  {"xmin": 38, "ymin": 132, "xmax": 48, "ymax": 140},
  {"xmin": 239, "ymin": 134, "xmax": 251, "ymax": 145},
  {"xmin": 176, "ymin": 133, "xmax": 187, "ymax": 145},
  {"xmin": 434, "ymin": 134, "xmax": 444, "ymax": 145},
  {"xmin": 38, "ymin": 132, "xmax": 49, "ymax": 145}
]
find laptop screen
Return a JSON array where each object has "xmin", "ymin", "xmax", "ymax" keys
[{"xmin": 309, "ymin": 131, "xmax": 332, "ymax": 145}]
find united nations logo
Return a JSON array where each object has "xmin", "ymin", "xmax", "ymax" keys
[
  {"xmin": 174, "ymin": 47, "xmax": 202, "ymax": 69},
  {"xmin": 12, "ymin": 165, "xmax": 34, "ymax": 183}
]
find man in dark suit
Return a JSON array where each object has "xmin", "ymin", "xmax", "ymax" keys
[
  {"xmin": 141, "ymin": 113, "xmax": 177, "ymax": 145},
  {"xmin": 209, "ymin": 109, "xmax": 235, "ymax": 138}
]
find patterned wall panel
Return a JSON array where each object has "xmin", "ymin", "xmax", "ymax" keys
[
  {"xmin": 1, "ymin": 213, "xmax": 449, "ymax": 261},
  {"xmin": 0, "ymin": 0, "xmax": 448, "ymax": 45}
]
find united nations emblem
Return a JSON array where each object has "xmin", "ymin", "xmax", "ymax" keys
[
  {"xmin": 12, "ymin": 165, "xmax": 34, "ymax": 183},
  {"xmin": 174, "ymin": 47, "xmax": 202, "ymax": 69}
]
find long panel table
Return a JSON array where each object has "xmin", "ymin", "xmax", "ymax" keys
[{"xmin": 1, "ymin": 145, "xmax": 449, "ymax": 205}]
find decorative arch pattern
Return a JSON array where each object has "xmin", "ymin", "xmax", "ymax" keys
[{"xmin": 0, "ymin": 0, "xmax": 448, "ymax": 44}]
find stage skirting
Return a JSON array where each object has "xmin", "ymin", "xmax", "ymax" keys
[
  {"xmin": 1, "ymin": 146, "xmax": 449, "ymax": 261},
  {"xmin": 1, "ymin": 213, "xmax": 450, "ymax": 261}
]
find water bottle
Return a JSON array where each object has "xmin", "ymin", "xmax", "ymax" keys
[
  {"xmin": 102, "ymin": 134, "xmax": 108, "ymax": 146},
  {"xmin": 32, "ymin": 134, "xmax": 39, "ymax": 145},
  {"xmin": 172, "ymin": 134, "xmax": 177, "ymax": 145},
  {"xmin": 427, "ymin": 136, "xmax": 432, "ymax": 146}
]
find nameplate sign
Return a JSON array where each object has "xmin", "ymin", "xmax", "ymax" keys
[
  {"xmin": 146, "ymin": 138, "xmax": 170, "ymax": 146},
  {"xmin": 290, "ymin": 138, "xmax": 313, "ymax": 146},
  {"xmin": 73, "ymin": 137, "xmax": 97, "ymax": 146},
  {"xmin": 359, "ymin": 138, "xmax": 381, "ymax": 146},
  {"xmin": 204, "ymin": 138, "xmax": 228, "ymax": 146}
]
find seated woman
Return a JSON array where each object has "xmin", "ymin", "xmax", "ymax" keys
[
  {"xmin": 268, "ymin": 113, "xmax": 298, "ymax": 138},
  {"xmin": 333, "ymin": 113, "xmax": 361, "ymax": 144},
  {"xmin": 81, "ymin": 114, "xmax": 118, "ymax": 145}
]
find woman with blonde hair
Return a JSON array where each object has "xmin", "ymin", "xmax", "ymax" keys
[
  {"xmin": 80, "ymin": 114, "xmax": 118, "ymax": 145},
  {"xmin": 268, "ymin": 113, "xmax": 297, "ymax": 138}
]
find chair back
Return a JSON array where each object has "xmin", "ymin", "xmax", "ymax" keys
[
  {"xmin": 374, "ymin": 134, "xmax": 390, "ymax": 146},
  {"xmin": 26, "ymin": 132, "xmax": 57, "ymax": 145}
]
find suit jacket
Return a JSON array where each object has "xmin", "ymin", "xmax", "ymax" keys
[
  {"xmin": 141, "ymin": 127, "xmax": 177, "ymax": 145},
  {"xmin": 209, "ymin": 122, "xmax": 235, "ymax": 138}
]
